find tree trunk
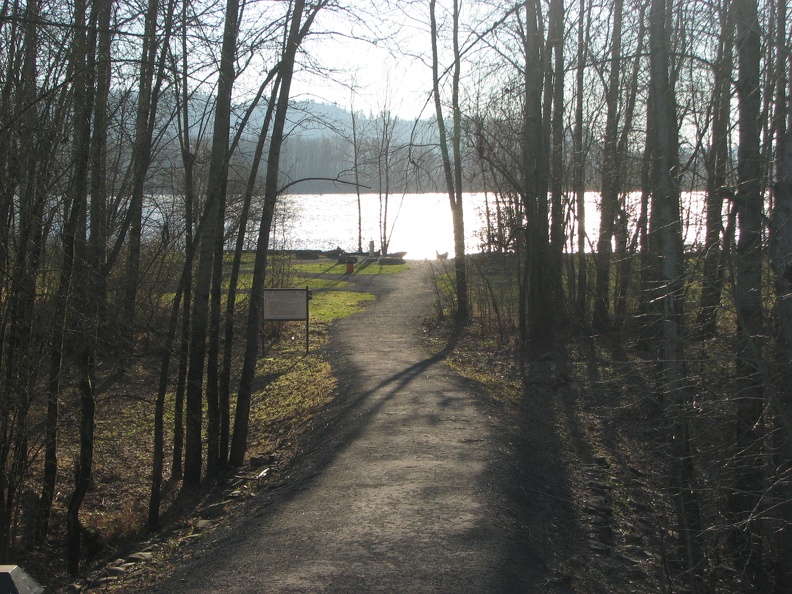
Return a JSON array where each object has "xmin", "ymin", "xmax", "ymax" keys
[
  {"xmin": 521, "ymin": 0, "xmax": 552, "ymax": 346},
  {"xmin": 120, "ymin": 0, "xmax": 160, "ymax": 352},
  {"xmin": 594, "ymin": 0, "xmax": 623, "ymax": 331},
  {"xmin": 171, "ymin": 281, "xmax": 190, "ymax": 480},
  {"xmin": 697, "ymin": 0, "xmax": 734, "ymax": 335},
  {"xmin": 149, "ymin": 227, "xmax": 203, "ymax": 528},
  {"xmin": 351, "ymin": 103, "xmax": 364, "ymax": 253},
  {"xmin": 65, "ymin": 0, "xmax": 96, "ymax": 572},
  {"xmin": 230, "ymin": 0, "xmax": 321, "ymax": 467},
  {"xmin": 574, "ymin": 0, "xmax": 589, "ymax": 319},
  {"xmin": 220, "ymin": 77, "xmax": 279, "ymax": 467},
  {"xmin": 548, "ymin": 0, "xmax": 566, "ymax": 326},
  {"xmin": 638, "ymin": 88, "xmax": 658, "ymax": 342},
  {"xmin": 206, "ymin": 180, "xmax": 228, "ymax": 476},
  {"xmin": 730, "ymin": 0, "xmax": 766, "ymax": 587},
  {"xmin": 3, "ymin": 0, "xmax": 54, "ymax": 554},
  {"xmin": 649, "ymin": 0, "xmax": 703, "ymax": 583},
  {"xmin": 183, "ymin": 0, "xmax": 240, "ymax": 488},
  {"xmin": 613, "ymin": 8, "xmax": 646, "ymax": 335},
  {"xmin": 375, "ymin": 109, "xmax": 394, "ymax": 257},
  {"xmin": 449, "ymin": 0, "xmax": 467, "ymax": 321},
  {"xmin": 9, "ymin": 0, "xmax": 48, "ymax": 547},
  {"xmin": 88, "ymin": 0, "xmax": 112, "ymax": 332},
  {"xmin": 770, "ymin": 58, "xmax": 792, "ymax": 594},
  {"xmin": 171, "ymin": 9, "xmax": 195, "ymax": 481},
  {"xmin": 430, "ymin": 0, "xmax": 468, "ymax": 321}
]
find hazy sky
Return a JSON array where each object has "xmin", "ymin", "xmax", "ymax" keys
[{"xmin": 290, "ymin": 2, "xmax": 438, "ymax": 119}]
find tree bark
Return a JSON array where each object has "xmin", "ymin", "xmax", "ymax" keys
[
  {"xmin": 171, "ymin": 7, "xmax": 196, "ymax": 481},
  {"xmin": 770, "ymin": 57, "xmax": 792, "ymax": 594},
  {"xmin": 5, "ymin": 0, "xmax": 53, "ymax": 553},
  {"xmin": 183, "ymin": 0, "xmax": 240, "ymax": 488},
  {"xmin": 351, "ymin": 101, "xmax": 364, "ymax": 253},
  {"xmin": 120, "ymin": 0, "xmax": 161, "ymax": 352},
  {"xmin": 697, "ymin": 0, "xmax": 734, "ymax": 335},
  {"xmin": 730, "ymin": 0, "xmax": 766, "ymax": 587},
  {"xmin": 230, "ymin": 0, "xmax": 324, "ymax": 466},
  {"xmin": 574, "ymin": 0, "xmax": 589, "ymax": 319},
  {"xmin": 65, "ymin": 0, "xmax": 96, "ymax": 572},
  {"xmin": 649, "ymin": 0, "xmax": 703, "ymax": 583},
  {"xmin": 594, "ymin": 0, "xmax": 624, "ymax": 331},
  {"xmin": 149, "ymin": 219, "xmax": 205, "ymax": 528},
  {"xmin": 548, "ymin": 0, "xmax": 566, "ymax": 326},
  {"xmin": 430, "ymin": 0, "xmax": 468, "ymax": 322},
  {"xmin": 521, "ymin": 0, "xmax": 552, "ymax": 346},
  {"xmin": 220, "ymin": 75, "xmax": 280, "ymax": 467}
]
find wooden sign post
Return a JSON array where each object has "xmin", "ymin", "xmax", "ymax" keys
[{"xmin": 262, "ymin": 287, "xmax": 311, "ymax": 353}]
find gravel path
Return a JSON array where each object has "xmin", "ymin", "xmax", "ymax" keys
[{"xmin": 148, "ymin": 262, "xmax": 570, "ymax": 593}]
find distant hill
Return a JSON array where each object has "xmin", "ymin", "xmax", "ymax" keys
[{"xmin": 141, "ymin": 92, "xmax": 449, "ymax": 195}]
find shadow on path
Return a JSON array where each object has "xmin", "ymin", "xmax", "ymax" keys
[{"xmin": 149, "ymin": 263, "xmax": 574, "ymax": 593}]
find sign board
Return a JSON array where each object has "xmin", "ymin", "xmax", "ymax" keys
[
  {"xmin": 263, "ymin": 288, "xmax": 309, "ymax": 321},
  {"xmin": 262, "ymin": 288, "xmax": 311, "ymax": 352}
]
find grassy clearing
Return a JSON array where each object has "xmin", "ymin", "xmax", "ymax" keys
[
  {"xmin": 301, "ymin": 277, "xmax": 352, "ymax": 290},
  {"xmin": 293, "ymin": 261, "xmax": 410, "ymax": 275},
  {"xmin": 242, "ymin": 257, "xmax": 401, "ymax": 465},
  {"xmin": 246, "ymin": 352, "xmax": 336, "ymax": 463},
  {"xmin": 25, "ymin": 248, "xmax": 415, "ymax": 588},
  {"xmin": 310, "ymin": 290, "xmax": 375, "ymax": 323}
]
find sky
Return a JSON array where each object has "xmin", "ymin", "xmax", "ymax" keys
[{"xmin": 289, "ymin": 2, "xmax": 439, "ymax": 120}]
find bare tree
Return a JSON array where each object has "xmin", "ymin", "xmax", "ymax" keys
[
  {"xmin": 520, "ymin": 0, "xmax": 553, "ymax": 346},
  {"xmin": 594, "ymin": 0, "xmax": 624, "ymax": 330},
  {"xmin": 373, "ymin": 106, "xmax": 397, "ymax": 256},
  {"xmin": 648, "ymin": 0, "xmax": 702, "ymax": 582},
  {"xmin": 770, "ymin": 54, "xmax": 792, "ymax": 594},
  {"xmin": 64, "ymin": 0, "xmax": 96, "ymax": 572},
  {"xmin": 231, "ymin": 0, "xmax": 330, "ymax": 467},
  {"xmin": 183, "ymin": 0, "xmax": 242, "ymax": 488},
  {"xmin": 3, "ymin": 0, "xmax": 57, "ymax": 555},
  {"xmin": 119, "ymin": 0, "xmax": 168, "ymax": 351},
  {"xmin": 729, "ymin": 0, "xmax": 766, "ymax": 585},
  {"xmin": 548, "ymin": 0, "xmax": 566, "ymax": 326},
  {"xmin": 697, "ymin": 0, "xmax": 734, "ymax": 335},
  {"xmin": 573, "ymin": 0, "xmax": 591, "ymax": 318},
  {"xmin": 430, "ymin": 0, "xmax": 468, "ymax": 321},
  {"xmin": 219, "ymin": 67, "xmax": 281, "ymax": 467},
  {"xmin": 350, "ymin": 93, "xmax": 366, "ymax": 253},
  {"xmin": 612, "ymin": 6, "xmax": 645, "ymax": 334}
]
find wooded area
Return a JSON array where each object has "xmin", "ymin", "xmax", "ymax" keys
[{"xmin": 0, "ymin": 0, "xmax": 791, "ymax": 590}]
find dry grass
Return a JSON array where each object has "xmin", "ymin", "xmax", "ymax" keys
[{"xmin": 18, "ymin": 261, "xmax": 382, "ymax": 590}]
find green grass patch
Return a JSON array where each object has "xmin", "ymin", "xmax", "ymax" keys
[
  {"xmin": 243, "ymin": 286, "xmax": 375, "ymax": 468},
  {"xmin": 447, "ymin": 360, "xmax": 521, "ymax": 408},
  {"xmin": 245, "ymin": 353, "xmax": 336, "ymax": 464},
  {"xmin": 292, "ymin": 262, "xmax": 410, "ymax": 275},
  {"xmin": 251, "ymin": 356, "xmax": 335, "ymax": 428},
  {"xmin": 310, "ymin": 290, "xmax": 375, "ymax": 323},
  {"xmin": 354, "ymin": 262, "xmax": 410, "ymax": 274},
  {"xmin": 231, "ymin": 273, "xmax": 253, "ymax": 291},
  {"xmin": 292, "ymin": 262, "xmax": 347, "ymax": 275},
  {"xmin": 300, "ymin": 277, "xmax": 353, "ymax": 290},
  {"xmin": 223, "ymin": 250, "xmax": 257, "ymax": 266}
]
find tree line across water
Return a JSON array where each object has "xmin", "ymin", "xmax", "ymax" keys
[{"xmin": 1, "ymin": 0, "xmax": 792, "ymax": 590}]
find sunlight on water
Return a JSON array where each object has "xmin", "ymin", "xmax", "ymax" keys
[
  {"xmin": 278, "ymin": 193, "xmax": 490, "ymax": 260},
  {"xmin": 276, "ymin": 191, "xmax": 711, "ymax": 260}
]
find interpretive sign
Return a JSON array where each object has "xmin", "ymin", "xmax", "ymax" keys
[
  {"xmin": 263, "ymin": 288, "xmax": 309, "ymax": 320},
  {"xmin": 262, "ymin": 287, "xmax": 311, "ymax": 352}
]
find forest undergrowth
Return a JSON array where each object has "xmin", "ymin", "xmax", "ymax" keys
[
  {"xmin": 23, "ymin": 336, "xmax": 334, "ymax": 592},
  {"xmin": 424, "ymin": 252, "xmax": 784, "ymax": 592},
  {"xmin": 14, "ymin": 254, "xmax": 788, "ymax": 593},
  {"xmin": 19, "ymin": 261, "xmax": 353, "ymax": 591}
]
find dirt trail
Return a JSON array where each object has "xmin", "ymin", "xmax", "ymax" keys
[{"xmin": 147, "ymin": 262, "xmax": 572, "ymax": 593}]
